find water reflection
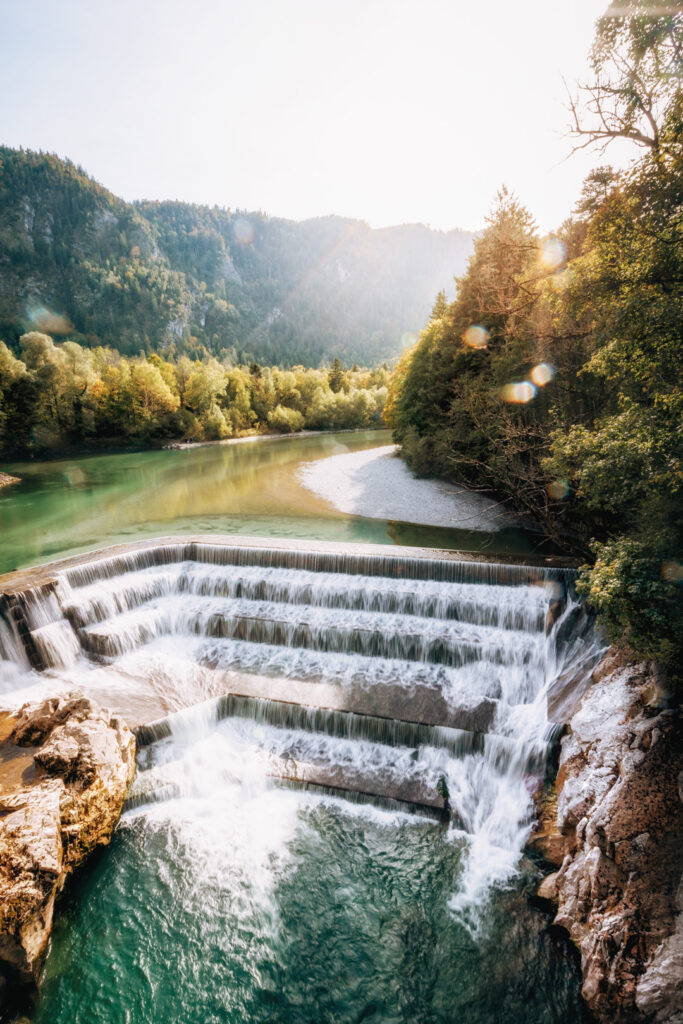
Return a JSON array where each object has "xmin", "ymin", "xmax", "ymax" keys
[{"xmin": 0, "ymin": 430, "xmax": 557, "ymax": 574}]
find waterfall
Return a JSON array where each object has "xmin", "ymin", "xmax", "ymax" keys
[
  {"xmin": 0, "ymin": 539, "xmax": 601, "ymax": 928},
  {"xmin": 0, "ymin": 611, "xmax": 28, "ymax": 693}
]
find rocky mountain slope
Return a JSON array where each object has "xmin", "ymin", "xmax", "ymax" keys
[{"xmin": 0, "ymin": 148, "xmax": 474, "ymax": 366}]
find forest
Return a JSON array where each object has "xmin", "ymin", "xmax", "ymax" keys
[
  {"xmin": 0, "ymin": 148, "xmax": 472, "ymax": 366},
  {"xmin": 385, "ymin": 4, "xmax": 682, "ymax": 675},
  {"xmin": 0, "ymin": 338, "xmax": 387, "ymax": 452},
  {"xmin": 1, "ymin": 1, "xmax": 679, "ymax": 683}
]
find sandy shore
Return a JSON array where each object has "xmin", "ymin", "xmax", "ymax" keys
[
  {"xmin": 298, "ymin": 445, "xmax": 515, "ymax": 531},
  {"xmin": 0, "ymin": 472, "xmax": 20, "ymax": 489}
]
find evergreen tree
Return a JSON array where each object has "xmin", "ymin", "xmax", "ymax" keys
[{"xmin": 328, "ymin": 357, "xmax": 344, "ymax": 393}]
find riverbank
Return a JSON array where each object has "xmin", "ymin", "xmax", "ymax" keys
[
  {"xmin": 0, "ymin": 426, "xmax": 385, "ymax": 467},
  {"xmin": 0, "ymin": 694, "xmax": 135, "ymax": 1019},
  {"xmin": 163, "ymin": 425, "xmax": 385, "ymax": 451},
  {"xmin": 298, "ymin": 444, "xmax": 516, "ymax": 532},
  {"xmin": 0, "ymin": 474, "xmax": 20, "ymax": 490}
]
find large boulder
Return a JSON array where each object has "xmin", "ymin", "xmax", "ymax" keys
[
  {"xmin": 533, "ymin": 652, "xmax": 683, "ymax": 1023},
  {"xmin": 0, "ymin": 693, "xmax": 135, "ymax": 1016}
]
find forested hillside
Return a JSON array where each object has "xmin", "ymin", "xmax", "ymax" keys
[
  {"xmin": 0, "ymin": 148, "xmax": 473, "ymax": 366},
  {"xmin": 386, "ymin": 3, "xmax": 682, "ymax": 674}
]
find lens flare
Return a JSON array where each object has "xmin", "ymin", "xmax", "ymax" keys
[
  {"xmin": 530, "ymin": 363, "xmax": 554, "ymax": 387},
  {"xmin": 233, "ymin": 218, "xmax": 254, "ymax": 246},
  {"xmin": 401, "ymin": 331, "xmax": 417, "ymax": 348},
  {"xmin": 662, "ymin": 560, "xmax": 683, "ymax": 582},
  {"xmin": 547, "ymin": 479, "xmax": 570, "ymax": 500},
  {"xmin": 550, "ymin": 268, "xmax": 571, "ymax": 292},
  {"xmin": 500, "ymin": 381, "xmax": 536, "ymax": 403},
  {"xmin": 26, "ymin": 304, "xmax": 73, "ymax": 335},
  {"xmin": 463, "ymin": 325, "xmax": 489, "ymax": 349},
  {"xmin": 539, "ymin": 237, "xmax": 565, "ymax": 271}
]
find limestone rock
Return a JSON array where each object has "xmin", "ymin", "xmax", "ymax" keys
[
  {"xmin": 535, "ymin": 651, "xmax": 683, "ymax": 1023},
  {"xmin": 537, "ymin": 871, "xmax": 559, "ymax": 902},
  {"xmin": 635, "ymin": 874, "xmax": 683, "ymax": 1023},
  {"xmin": 0, "ymin": 693, "xmax": 135, "ymax": 1015},
  {"xmin": 527, "ymin": 782, "xmax": 570, "ymax": 868}
]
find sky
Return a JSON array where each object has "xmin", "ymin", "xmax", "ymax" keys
[{"xmin": 0, "ymin": 0, "xmax": 635, "ymax": 232}]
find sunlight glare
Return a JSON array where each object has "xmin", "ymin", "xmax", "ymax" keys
[
  {"xmin": 463, "ymin": 325, "xmax": 489, "ymax": 350},
  {"xmin": 547, "ymin": 479, "xmax": 570, "ymax": 500},
  {"xmin": 539, "ymin": 238, "xmax": 565, "ymax": 272},
  {"xmin": 233, "ymin": 218, "xmax": 254, "ymax": 246},
  {"xmin": 500, "ymin": 381, "xmax": 536, "ymax": 403},
  {"xmin": 26, "ymin": 304, "xmax": 73, "ymax": 335},
  {"xmin": 530, "ymin": 363, "xmax": 554, "ymax": 386}
]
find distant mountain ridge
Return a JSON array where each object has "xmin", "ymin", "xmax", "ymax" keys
[{"xmin": 0, "ymin": 147, "xmax": 474, "ymax": 366}]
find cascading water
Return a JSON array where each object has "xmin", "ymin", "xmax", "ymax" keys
[
  {"xmin": 1, "ymin": 541, "xmax": 600, "ymax": 1023},
  {"xmin": 0, "ymin": 611, "xmax": 28, "ymax": 692}
]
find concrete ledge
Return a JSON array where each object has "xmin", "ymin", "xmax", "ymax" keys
[
  {"xmin": 0, "ymin": 534, "xmax": 579, "ymax": 598},
  {"xmin": 134, "ymin": 684, "xmax": 492, "ymax": 749}
]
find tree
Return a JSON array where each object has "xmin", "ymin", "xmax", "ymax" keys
[
  {"xmin": 384, "ymin": 4, "xmax": 683, "ymax": 677},
  {"xmin": 267, "ymin": 404, "xmax": 305, "ymax": 433},
  {"xmin": 567, "ymin": 0, "xmax": 683, "ymax": 157},
  {"xmin": 430, "ymin": 290, "xmax": 449, "ymax": 318},
  {"xmin": 130, "ymin": 363, "xmax": 179, "ymax": 424},
  {"xmin": 387, "ymin": 188, "xmax": 544, "ymax": 515},
  {"xmin": 183, "ymin": 360, "xmax": 225, "ymax": 416},
  {"xmin": 328, "ymin": 357, "xmax": 344, "ymax": 393},
  {"xmin": 573, "ymin": 166, "xmax": 620, "ymax": 219},
  {"xmin": 0, "ymin": 336, "xmax": 388, "ymax": 454}
]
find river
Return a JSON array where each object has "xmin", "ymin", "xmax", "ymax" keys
[
  {"xmin": 0, "ymin": 430, "xmax": 556, "ymax": 576},
  {"xmin": 0, "ymin": 433, "xmax": 587, "ymax": 1024}
]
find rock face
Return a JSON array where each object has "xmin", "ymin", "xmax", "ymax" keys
[
  {"xmin": 0, "ymin": 694, "xmax": 135, "ymax": 1015},
  {"xmin": 532, "ymin": 652, "xmax": 683, "ymax": 1023}
]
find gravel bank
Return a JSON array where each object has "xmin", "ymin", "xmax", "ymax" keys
[{"xmin": 298, "ymin": 445, "xmax": 514, "ymax": 531}]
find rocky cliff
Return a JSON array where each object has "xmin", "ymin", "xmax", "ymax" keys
[
  {"xmin": 530, "ymin": 652, "xmax": 683, "ymax": 1023},
  {"xmin": 0, "ymin": 693, "xmax": 135, "ymax": 1019}
]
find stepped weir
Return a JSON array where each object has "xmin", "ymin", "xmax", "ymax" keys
[{"xmin": 0, "ymin": 536, "xmax": 598, "ymax": 912}]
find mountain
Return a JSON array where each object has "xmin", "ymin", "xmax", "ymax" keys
[{"xmin": 0, "ymin": 147, "xmax": 474, "ymax": 366}]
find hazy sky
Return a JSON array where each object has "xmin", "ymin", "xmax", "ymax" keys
[{"xmin": 0, "ymin": 0, "xmax": 634, "ymax": 232}]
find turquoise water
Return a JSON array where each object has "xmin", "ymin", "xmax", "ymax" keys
[
  {"xmin": 0, "ymin": 430, "xmax": 555, "ymax": 575},
  {"xmin": 37, "ymin": 796, "xmax": 582, "ymax": 1024},
  {"xmin": 1, "ymin": 432, "xmax": 582, "ymax": 1023}
]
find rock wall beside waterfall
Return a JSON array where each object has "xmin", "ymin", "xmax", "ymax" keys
[
  {"xmin": 534, "ymin": 651, "xmax": 683, "ymax": 1023},
  {"xmin": 0, "ymin": 693, "xmax": 135, "ymax": 1017}
]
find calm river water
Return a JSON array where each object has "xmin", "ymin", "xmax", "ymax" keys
[{"xmin": 0, "ymin": 429, "xmax": 553, "ymax": 575}]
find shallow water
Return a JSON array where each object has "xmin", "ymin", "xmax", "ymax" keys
[{"xmin": 0, "ymin": 430, "xmax": 556, "ymax": 575}]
